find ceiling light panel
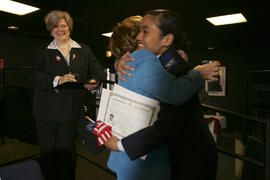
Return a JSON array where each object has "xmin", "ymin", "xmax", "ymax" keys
[
  {"xmin": 0, "ymin": 0, "xmax": 40, "ymax": 16},
  {"xmin": 206, "ymin": 13, "xmax": 247, "ymax": 26},
  {"xmin": 101, "ymin": 32, "xmax": 113, "ymax": 37}
]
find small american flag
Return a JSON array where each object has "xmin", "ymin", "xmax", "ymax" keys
[{"xmin": 92, "ymin": 120, "xmax": 112, "ymax": 146}]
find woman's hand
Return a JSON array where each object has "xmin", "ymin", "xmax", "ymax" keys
[
  {"xmin": 104, "ymin": 135, "xmax": 120, "ymax": 151},
  {"xmin": 84, "ymin": 79, "xmax": 98, "ymax": 91},
  {"xmin": 194, "ymin": 61, "xmax": 221, "ymax": 81},
  {"xmin": 115, "ymin": 52, "xmax": 134, "ymax": 80},
  {"xmin": 58, "ymin": 73, "xmax": 76, "ymax": 85}
]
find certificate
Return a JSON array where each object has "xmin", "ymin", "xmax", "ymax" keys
[{"xmin": 97, "ymin": 84, "xmax": 160, "ymax": 138}]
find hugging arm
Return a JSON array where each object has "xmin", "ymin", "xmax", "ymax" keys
[{"xmin": 137, "ymin": 59, "xmax": 203, "ymax": 105}]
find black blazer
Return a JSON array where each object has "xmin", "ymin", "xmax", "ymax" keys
[
  {"xmin": 121, "ymin": 48, "xmax": 217, "ymax": 180},
  {"xmin": 32, "ymin": 41, "xmax": 106, "ymax": 123}
]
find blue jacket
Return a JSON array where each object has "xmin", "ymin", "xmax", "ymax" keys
[
  {"xmin": 119, "ymin": 49, "xmax": 203, "ymax": 105},
  {"xmin": 107, "ymin": 49, "xmax": 203, "ymax": 180}
]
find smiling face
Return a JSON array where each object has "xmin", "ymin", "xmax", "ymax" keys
[
  {"xmin": 51, "ymin": 18, "xmax": 70, "ymax": 43},
  {"xmin": 136, "ymin": 14, "xmax": 172, "ymax": 55}
]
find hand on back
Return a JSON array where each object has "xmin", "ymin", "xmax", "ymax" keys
[
  {"xmin": 194, "ymin": 61, "xmax": 221, "ymax": 81},
  {"xmin": 115, "ymin": 52, "xmax": 134, "ymax": 80}
]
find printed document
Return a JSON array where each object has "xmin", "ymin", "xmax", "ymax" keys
[{"xmin": 97, "ymin": 84, "xmax": 160, "ymax": 139}]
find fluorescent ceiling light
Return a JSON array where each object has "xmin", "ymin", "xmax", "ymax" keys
[
  {"xmin": 0, "ymin": 0, "xmax": 40, "ymax": 16},
  {"xmin": 8, "ymin": 25, "xmax": 19, "ymax": 30},
  {"xmin": 102, "ymin": 32, "xmax": 113, "ymax": 37},
  {"xmin": 206, "ymin": 13, "xmax": 247, "ymax": 26}
]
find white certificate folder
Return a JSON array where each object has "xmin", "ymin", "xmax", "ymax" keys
[{"xmin": 97, "ymin": 84, "xmax": 160, "ymax": 139}]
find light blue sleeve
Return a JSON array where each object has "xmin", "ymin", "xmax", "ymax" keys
[{"xmin": 134, "ymin": 55, "xmax": 203, "ymax": 106}]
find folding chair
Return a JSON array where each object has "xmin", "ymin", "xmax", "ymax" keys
[{"xmin": 0, "ymin": 160, "xmax": 42, "ymax": 180}]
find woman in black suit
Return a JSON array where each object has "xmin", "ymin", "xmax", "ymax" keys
[{"xmin": 31, "ymin": 10, "xmax": 106, "ymax": 180}]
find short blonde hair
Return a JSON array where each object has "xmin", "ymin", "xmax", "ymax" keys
[
  {"xmin": 44, "ymin": 10, "xmax": 73, "ymax": 32},
  {"xmin": 109, "ymin": 15, "xmax": 142, "ymax": 59}
]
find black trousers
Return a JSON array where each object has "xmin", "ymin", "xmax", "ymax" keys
[{"xmin": 36, "ymin": 119, "xmax": 78, "ymax": 180}]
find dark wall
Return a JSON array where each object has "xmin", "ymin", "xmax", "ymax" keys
[
  {"xmin": 190, "ymin": 46, "xmax": 270, "ymax": 114},
  {"xmin": 0, "ymin": 32, "xmax": 45, "ymax": 143}
]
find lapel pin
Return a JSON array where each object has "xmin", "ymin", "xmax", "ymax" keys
[{"xmin": 56, "ymin": 55, "xmax": 61, "ymax": 62}]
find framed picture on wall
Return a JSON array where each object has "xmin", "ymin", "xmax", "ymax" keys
[{"xmin": 205, "ymin": 66, "xmax": 226, "ymax": 96}]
